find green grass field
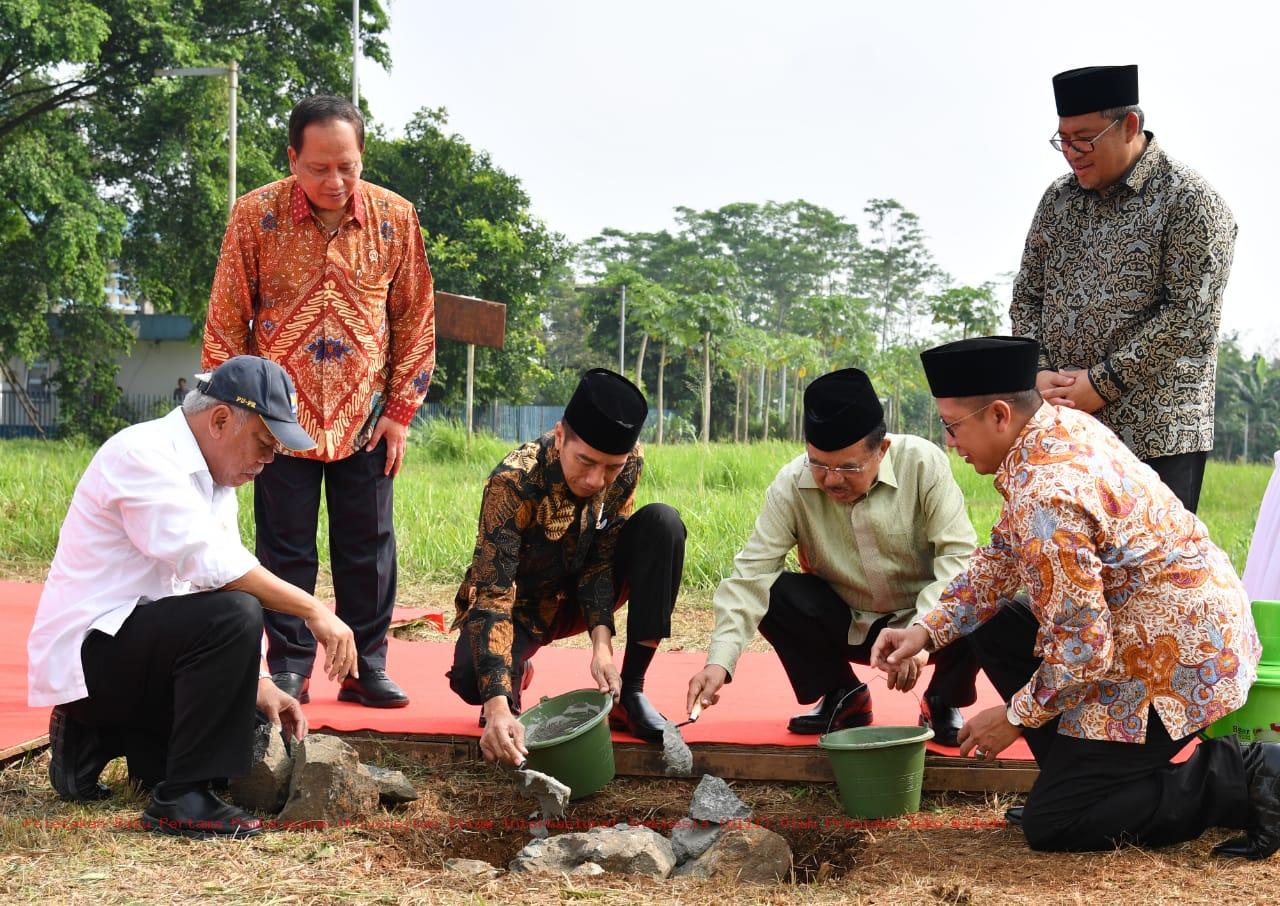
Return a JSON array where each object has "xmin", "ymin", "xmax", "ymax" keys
[{"xmin": 0, "ymin": 423, "xmax": 1271, "ymax": 594}]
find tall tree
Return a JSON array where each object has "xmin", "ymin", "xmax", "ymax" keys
[
  {"xmin": 362, "ymin": 109, "xmax": 569, "ymax": 404},
  {"xmin": 859, "ymin": 199, "xmax": 944, "ymax": 354},
  {"xmin": 930, "ymin": 283, "xmax": 1002, "ymax": 339},
  {"xmin": 0, "ymin": 1, "xmax": 392, "ymax": 438}
]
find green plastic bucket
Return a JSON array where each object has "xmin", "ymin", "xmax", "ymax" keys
[
  {"xmin": 819, "ymin": 725, "xmax": 934, "ymax": 819},
  {"xmin": 1253, "ymin": 600, "xmax": 1280, "ymax": 665},
  {"xmin": 1204, "ymin": 662, "xmax": 1280, "ymax": 744},
  {"xmin": 517, "ymin": 689, "xmax": 615, "ymax": 800}
]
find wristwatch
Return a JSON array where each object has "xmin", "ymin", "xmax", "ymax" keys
[{"xmin": 1006, "ymin": 703, "xmax": 1023, "ymax": 726}]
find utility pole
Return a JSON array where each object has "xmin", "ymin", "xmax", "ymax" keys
[
  {"xmin": 154, "ymin": 63, "xmax": 239, "ymax": 219},
  {"xmin": 618, "ymin": 283, "xmax": 626, "ymax": 374},
  {"xmin": 352, "ymin": 0, "xmax": 360, "ymax": 104}
]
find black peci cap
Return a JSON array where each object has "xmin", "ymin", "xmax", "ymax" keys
[
  {"xmin": 920, "ymin": 337, "xmax": 1040, "ymax": 399},
  {"xmin": 1053, "ymin": 65, "xmax": 1139, "ymax": 117},
  {"xmin": 562, "ymin": 368, "xmax": 648, "ymax": 455},
  {"xmin": 803, "ymin": 368, "xmax": 885, "ymax": 452}
]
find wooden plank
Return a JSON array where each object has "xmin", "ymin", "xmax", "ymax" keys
[
  {"xmin": 331, "ymin": 732, "xmax": 1038, "ymax": 794},
  {"xmin": 436, "ymin": 291, "xmax": 506, "ymax": 348},
  {"xmin": 0, "ymin": 734, "xmax": 49, "ymax": 767}
]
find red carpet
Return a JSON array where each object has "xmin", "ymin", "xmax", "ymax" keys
[{"xmin": 1, "ymin": 581, "xmax": 1033, "ymax": 759}]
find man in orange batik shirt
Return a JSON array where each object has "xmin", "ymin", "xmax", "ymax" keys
[{"xmin": 202, "ymin": 95, "xmax": 435, "ymax": 709}]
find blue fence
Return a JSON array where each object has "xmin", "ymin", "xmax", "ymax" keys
[
  {"xmin": 415, "ymin": 403, "xmax": 675, "ymax": 444},
  {"xmin": 0, "ymin": 390, "xmax": 179, "ymax": 438}
]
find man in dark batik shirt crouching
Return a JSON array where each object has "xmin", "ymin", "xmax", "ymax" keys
[{"xmin": 448, "ymin": 369, "xmax": 687, "ymax": 765}]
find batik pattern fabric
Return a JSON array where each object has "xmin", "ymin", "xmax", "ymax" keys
[
  {"xmin": 202, "ymin": 177, "xmax": 436, "ymax": 461},
  {"xmin": 923, "ymin": 404, "xmax": 1259, "ymax": 743},
  {"xmin": 453, "ymin": 433, "xmax": 641, "ymax": 701},
  {"xmin": 1010, "ymin": 135, "xmax": 1236, "ymax": 460}
]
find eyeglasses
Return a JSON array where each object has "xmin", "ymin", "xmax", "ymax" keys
[
  {"xmin": 805, "ymin": 453, "xmax": 878, "ymax": 476},
  {"xmin": 1049, "ymin": 117, "xmax": 1122, "ymax": 154},
  {"xmin": 940, "ymin": 400, "xmax": 1000, "ymax": 438}
]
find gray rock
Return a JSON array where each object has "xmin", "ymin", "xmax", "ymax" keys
[
  {"xmin": 278, "ymin": 734, "xmax": 379, "ymax": 826},
  {"xmin": 509, "ymin": 824, "xmax": 676, "ymax": 878},
  {"xmin": 569, "ymin": 861, "xmax": 605, "ymax": 877},
  {"xmin": 512, "ymin": 766, "xmax": 570, "ymax": 820},
  {"xmin": 229, "ymin": 723, "xmax": 293, "ymax": 813},
  {"xmin": 444, "ymin": 858, "xmax": 500, "ymax": 880},
  {"xmin": 508, "ymin": 836, "xmax": 574, "ymax": 874},
  {"xmin": 661, "ymin": 721, "xmax": 694, "ymax": 776},
  {"xmin": 674, "ymin": 823, "xmax": 792, "ymax": 882},
  {"xmin": 669, "ymin": 817, "xmax": 721, "ymax": 863},
  {"xmin": 362, "ymin": 764, "xmax": 419, "ymax": 804},
  {"xmin": 689, "ymin": 774, "xmax": 752, "ymax": 824}
]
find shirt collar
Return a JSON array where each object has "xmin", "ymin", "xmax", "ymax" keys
[
  {"xmin": 289, "ymin": 178, "xmax": 367, "ymax": 228},
  {"xmin": 993, "ymin": 403, "xmax": 1057, "ymax": 498},
  {"xmin": 166, "ymin": 407, "xmax": 215, "ymax": 480},
  {"xmin": 1103, "ymin": 132, "xmax": 1160, "ymax": 198}
]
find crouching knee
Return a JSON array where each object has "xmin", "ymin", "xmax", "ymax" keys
[{"xmin": 631, "ymin": 502, "xmax": 686, "ymax": 542}]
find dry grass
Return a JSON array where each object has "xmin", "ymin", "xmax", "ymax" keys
[{"xmin": 4, "ymin": 745, "xmax": 1279, "ymax": 906}]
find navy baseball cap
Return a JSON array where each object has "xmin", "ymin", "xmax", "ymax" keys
[{"xmin": 195, "ymin": 356, "xmax": 316, "ymax": 451}]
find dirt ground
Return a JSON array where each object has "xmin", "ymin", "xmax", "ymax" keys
[
  {"xmin": 3, "ymin": 747, "xmax": 1279, "ymax": 905},
  {"xmin": 4, "ymin": 566, "xmax": 1280, "ymax": 902}
]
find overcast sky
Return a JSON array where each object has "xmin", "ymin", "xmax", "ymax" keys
[{"xmin": 361, "ymin": 1, "xmax": 1278, "ymax": 354}]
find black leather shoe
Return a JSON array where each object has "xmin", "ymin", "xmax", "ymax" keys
[
  {"xmin": 1213, "ymin": 742, "xmax": 1280, "ymax": 860},
  {"xmin": 608, "ymin": 689, "xmax": 668, "ymax": 744},
  {"xmin": 787, "ymin": 684, "xmax": 873, "ymax": 735},
  {"xmin": 1004, "ymin": 806, "xmax": 1024, "ymax": 828},
  {"xmin": 270, "ymin": 671, "xmax": 310, "ymax": 704},
  {"xmin": 919, "ymin": 695, "xmax": 964, "ymax": 748},
  {"xmin": 141, "ymin": 783, "xmax": 263, "ymax": 839},
  {"xmin": 338, "ymin": 668, "xmax": 410, "ymax": 708},
  {"xmin": 48, "ymin": 706, "xmax": 113, "ymax": 801}
]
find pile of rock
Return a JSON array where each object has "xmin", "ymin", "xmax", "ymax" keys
[
  {"xmin": 493, "ymin": 774, "xmax": 792, "ymax": 882},
  {"xmin": 229, "ymin": 727, "xmax": 417, "ymax": 825}
]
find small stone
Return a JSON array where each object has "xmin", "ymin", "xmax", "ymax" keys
[
  {"xmin": 674, "ymin": 823, "xmax": 792, "ymax": 882},
  {"xmin": 689, "ymin": 775, "xmax": 752, "ymax": 824},
  {"xmin": 570, "ymin": 861, "xmax": 605, "ymax": 877},
  {"xmin": 661, "ymin": 721, "xmax": 694, "ymax": 776},
  {"xmin": 278, "ymin": 734, "xmax": 379, "ymax": 826},
  {"xmin": 669, "ymin": 817, "xmax": 721, "ymax": 863},
  {"xmin": 229, "ymin": 723, "xmax": 293, "ymax": 813},
  {"xmin": 444, "ymin": 858, "xmax": 500, "ymax": 880},
  {"xmin": 362, "ymin": 764, "xmax": 419, "ymax": 804}
]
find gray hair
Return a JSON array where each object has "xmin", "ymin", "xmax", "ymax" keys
[
  {"xmin": 182, "ymin": 389, "xmax": 249, "ymax": 423},
  {"xmin": 1099, "ymin": 104, "xmax": 1144, "ymax": 132}
]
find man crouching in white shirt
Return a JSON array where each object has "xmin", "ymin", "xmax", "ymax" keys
[{"xmin": 27, "ymin": 356, "xmax": 357, "ymax": 839}]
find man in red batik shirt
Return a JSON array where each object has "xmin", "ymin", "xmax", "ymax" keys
[{"xmin": 202, "ymin": 95, "xmax": 436, "ymax": 708}]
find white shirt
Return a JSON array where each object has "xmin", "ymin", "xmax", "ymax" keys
[{"xmin": 27, "ymin": 407, "xmax": 258, "ymax": 706}]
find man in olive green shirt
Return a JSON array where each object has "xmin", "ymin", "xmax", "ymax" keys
[{"xmin": 686, "ymin": 368, "xmax": 979, "ymax": 743}]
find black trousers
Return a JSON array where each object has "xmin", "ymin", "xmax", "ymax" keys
[
  {"xmin": 255, "ymin": 440, "xmax": 396, "ymax": 675},
  {"xmin": 758, "ymin": 572, "xmax": 980, "ymax": 708},
  {"xmin": 966, "ymin": 597, "xmax": 1251, "ymax": 851},
  {"xmin": 448, "ymin": 503, "xmax": 686, "ymax": 711},
  {"xmin": 63, "ymin": 590, "xmax": 262, "ymax": 785},
  {"xmin": 1143, "ymin": 450, "xmax": 1208, "ymax": 514}
]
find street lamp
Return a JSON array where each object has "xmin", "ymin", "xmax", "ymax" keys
[{"xmin": 154, "ymin": 62, "xmax": 239, "ymax": 219}]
